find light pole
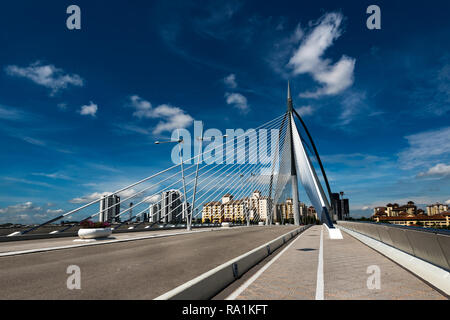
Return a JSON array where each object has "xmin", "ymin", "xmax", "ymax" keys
[
  {"xmin": 155, "ymin": 132, "xmax": 188, "ymax": 229},
  {"xmin": 191, "ymin": 129, "xmax": 228, "ymax": 229}
]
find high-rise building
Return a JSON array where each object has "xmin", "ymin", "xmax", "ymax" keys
[
  {"xmin": 331, "ymin": 192, "xmax": 350, "ymax": 220},
  {"xmin": 99, "ymin": 195, "xmax": 120, "ymax": 223},
  {"xmin": 149, "ymin": 202, "xmax": 161, "ymax": 223},
  {"xmin": 161, "ymin": 190, "xmax": 183, "ymax": 223}
]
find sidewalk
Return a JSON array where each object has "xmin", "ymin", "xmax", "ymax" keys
[{"xmin": 231, "ymin": 225, "xmax": 446, "ymax": 300}]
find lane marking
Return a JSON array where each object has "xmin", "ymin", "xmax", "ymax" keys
[
  {"xmin": 0, "ymin": 228, "xmax": 221, "ymax": 257},
  {"xmin": 0, "ymin": 226, "xmax": 289, "ymax": 258},
  {"xmin": 315, "ymin": 226, "xmax": 324, "ymax": 300},
  {"xmin": 226, "ymin": 227, "xmax": 309, "ymax": 300}
]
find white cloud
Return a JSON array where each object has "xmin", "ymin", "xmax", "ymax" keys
[
  {"xmin": 225, "ymin": 92, "xmax": 249, "ymax": 113},
  {"xmin": 0, "ymin": 105, "xmax": 28, "ymax": 121},
  {"xmin": 338, "ymin": 91, "xmax": 368, "ymax": 126},
  {"xmin": 69, "ymin": 189, "xmax": 138, "ymax": 204},
  {"xmin": 418, "ymin": 163, "xmax": 450, "ymax": 178},
  {"xmin": 79, "ymin": 102, "xmax": 98, "ymax": 117},
  {"xmin": 144, "ymin": 194, "xmax": 161, "ymax": 204},
  {"xmin": 47, "ymin": 209, "xmax": 64, "ymax": 215},
  {"xmin": 224, "ymin": 74, "xmax": 237, "ymax": 88},
  {"xmin": 128, "ymin": 95, "xmax": 193, "ymax": 135},
  {"xmin": 296, "ymin": 105, "xmax": 314, "ymax": 117},
  {"xmin": 0, "ymin": 202, "xmax": 41, "ymax": 215},
  {"xmin": 5, "ymin": 61, "xmax": 84, "ymax": 95},
  {"xmin": 32, "ymin": 172, "xmax": 71, "ymax": 180},
  {"xmin": 117, "ymin": 189, "xmax": 138, "ymax": 198},
  {"xmin": 0, "ymin": 201, "xmax": 66, "ymax": 224},
  {"xmin": 361, "ymin": 206, "xmax": 371, "ymax": 211},
  {"xmin": 445, "ymin": 200, "xmax": 450, "ymax": 205},
  {"xmin": 398, "ymin": 126, "xmax": 450, "ymax": 170},
  {"xmin": 288, "ymin": 13, "xmax": 355, "ymax": 98},
  {"xmin": 69, "ymin": 192, "xmax": 110, "ymax": 204},
  {"xmin": 22, "ymin": 136, "xmax": 46, "ymax": 146}
]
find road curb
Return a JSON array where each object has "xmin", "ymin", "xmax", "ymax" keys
[{"xmin": 154, "ymin": 225, "xmax": 311, "ymax": 300}]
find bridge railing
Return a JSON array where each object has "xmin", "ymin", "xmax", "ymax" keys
[{"xmin": 337, "ymin": 221, "xmax": 450, "ymax": 271}]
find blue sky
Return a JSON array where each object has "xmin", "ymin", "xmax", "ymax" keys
[{"xmin": 0, "ymin": 0, "xmax": 449, "ymax": 223}]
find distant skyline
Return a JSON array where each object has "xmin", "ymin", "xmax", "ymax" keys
[{"xmin": 0, "ymin": 1, "xmax": 449, "ymax": 223}]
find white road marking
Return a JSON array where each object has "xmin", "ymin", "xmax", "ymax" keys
[
  {"xmin": 226, "ymin": 227, "xmax": 307, "ymax": 300},
  {"xmin": 315, "ymin": 226, "xmax": 324, "ymax": 300},
  {"xmin": 0, "ymin": 228, "xmax": 218, "ymax": 257}
]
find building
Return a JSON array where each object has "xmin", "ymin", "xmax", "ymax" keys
[
  {"xmin": 149, "ymin": 202, "xmax": 161, "ymax": 222},
  {"xmin": 373, "ymin": 213, "xmax": 450, "ymax": 228},
  {"xmin": 373, "ymin": 200, "xmax": 450, "ymax": 228},
  {"xmin": 427, "ymin": 203, "xmax": 449, "ymax": 216},
  {"xmin": 202, "ymin": 191, "xmax": 270, "ymax": 223},
  {"xmin": 161, "ymin": 190, "xmax": 185, "ymax": 223},
  {"xmin": 275, "ymin": 199, "xmax": 309, "ymax": 222},
  {"xmin": 99, "ymin": 194, "xmax": 120, "ymax": 223},
  {"xmin": 331, "ymin": 192, "xmax": 350, "ymax": 220},
  {"xmin": 148, "ymin": 189, "xmax": 188, "ymax": 224}
]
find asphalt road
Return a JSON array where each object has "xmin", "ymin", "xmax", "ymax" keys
[{"xmin": 0, "ymin": 226, "xmax": 298, "ymax": 299}]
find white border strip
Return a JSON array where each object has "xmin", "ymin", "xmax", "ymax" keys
[
  {"xmin": 315, "ymin": 226, "xmax": 324, "ymax": 300},
  {"xmin": 339, "ymin": 226, "xmax": 450, "ymax": 296}
]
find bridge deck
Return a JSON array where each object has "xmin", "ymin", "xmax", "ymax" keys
[
  {"xmin": 231, "ymin": 225, "xmax": 447, "ymax": 300},
  {"xmin": 0, "ymin": 226, "xmax": 297, "ymax": 299}
]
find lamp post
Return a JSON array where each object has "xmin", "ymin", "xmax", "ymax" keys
[
  {"xmin": 155, "ymin": 131, "xmax": 188, "ymax": 229},
  {"xmin": 191, "ymin": 128, "xmax": 228, "ymax": 230}
]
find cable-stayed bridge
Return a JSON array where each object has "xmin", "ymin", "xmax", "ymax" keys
[{"xmin": 0, "ymin": 84, "xmax": 448, "ymax": 300}]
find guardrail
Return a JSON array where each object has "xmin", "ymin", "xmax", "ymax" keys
[
  {"xmin": 337, "ymin": 221, "xmax": 450, "ymax": 271},
  {"xmin": 155, "ymin": 225, "xmax": 311, "ymax": 300}
]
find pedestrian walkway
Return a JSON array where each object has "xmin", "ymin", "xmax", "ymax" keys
[{"xmin": 230, "ymin": 225, "xmax": 447, "ymax": 300}]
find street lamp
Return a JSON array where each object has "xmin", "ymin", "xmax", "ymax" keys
[
  {"xmin": 155, "ymin": 130, "xmax": 188, "ymax": 230},
  {"xmin": 190, "ymin": 126, "xmax": 228, "ymax": 229}
]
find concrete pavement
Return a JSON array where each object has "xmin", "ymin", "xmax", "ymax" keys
[{"xmin": 230, "ymin": 225, "xmax": 447, "ymax": 300}]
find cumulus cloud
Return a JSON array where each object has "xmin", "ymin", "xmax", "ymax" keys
[
  {"xmin": 296, "ymin": 105, "xmax": 314, "ymax": 117},
  {"xmin": 288, "ymin": 12, "xmax": 355, "ymax": 98},
  {"xmin": 0, "ymin": 201, "xmax": 64, "ymax": 224},
  {"xmin": 128, "ymin": 95, "xmax": 193, "ymax": 135},
  {"xmin": 418, "ymin": 163, "xmax": 450, "ymax": 178},
  {"xmin": 47, "ymin": 209, "xmax": 64, "ymax": 215},
  {"xmin": 223, "ymin": 74, "xmax": 237, "ymax": 88},
  {"xmin": 144, "ymin": 194, "xmax": 161, "ymax": 204},
  {"xmin": 69, "ymin": 189, "xmax": 138, "ymax": 204},
  {"xmin": 79, "ymin": 102, "xmax": 98, "ymax": 117},
  {"xmin": 69, "ymin": 192, "xmax": 111, "ymax": 204},
  {"xmin": 446, "ymin": 200, "xmax": 450, "ymax": 205},
  {"xmin": 398, "ymin": 126, "xmax": 450, "ymax": 170},
  {"xmin": 225, "ymin": 92, "xmax": 249, "ymax": 113},
  {"xmin": 5, "ymin": 61, "xmax": 84, "ymax": 95}
]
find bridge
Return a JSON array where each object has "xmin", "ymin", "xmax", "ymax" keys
[{"xmin": 0, "ymin": 84, "xmax": 448, "ymax": 300}]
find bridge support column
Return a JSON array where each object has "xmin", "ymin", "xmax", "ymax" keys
[{"xmin": 291, "ymin": 175, "xmax": 300, "ymax": 226}]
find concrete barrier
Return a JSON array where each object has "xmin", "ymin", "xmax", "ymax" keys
[
  {"xmin": 154, "ymin": 225, "xmax": 310, "ymax": 300},
  {"xmin": 338, "ymin": 221, "xmax": 450, "ymax": 271},
  {"xmin": 437, "ymin": 234, "xmax": 450, "ymax": 268}
]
